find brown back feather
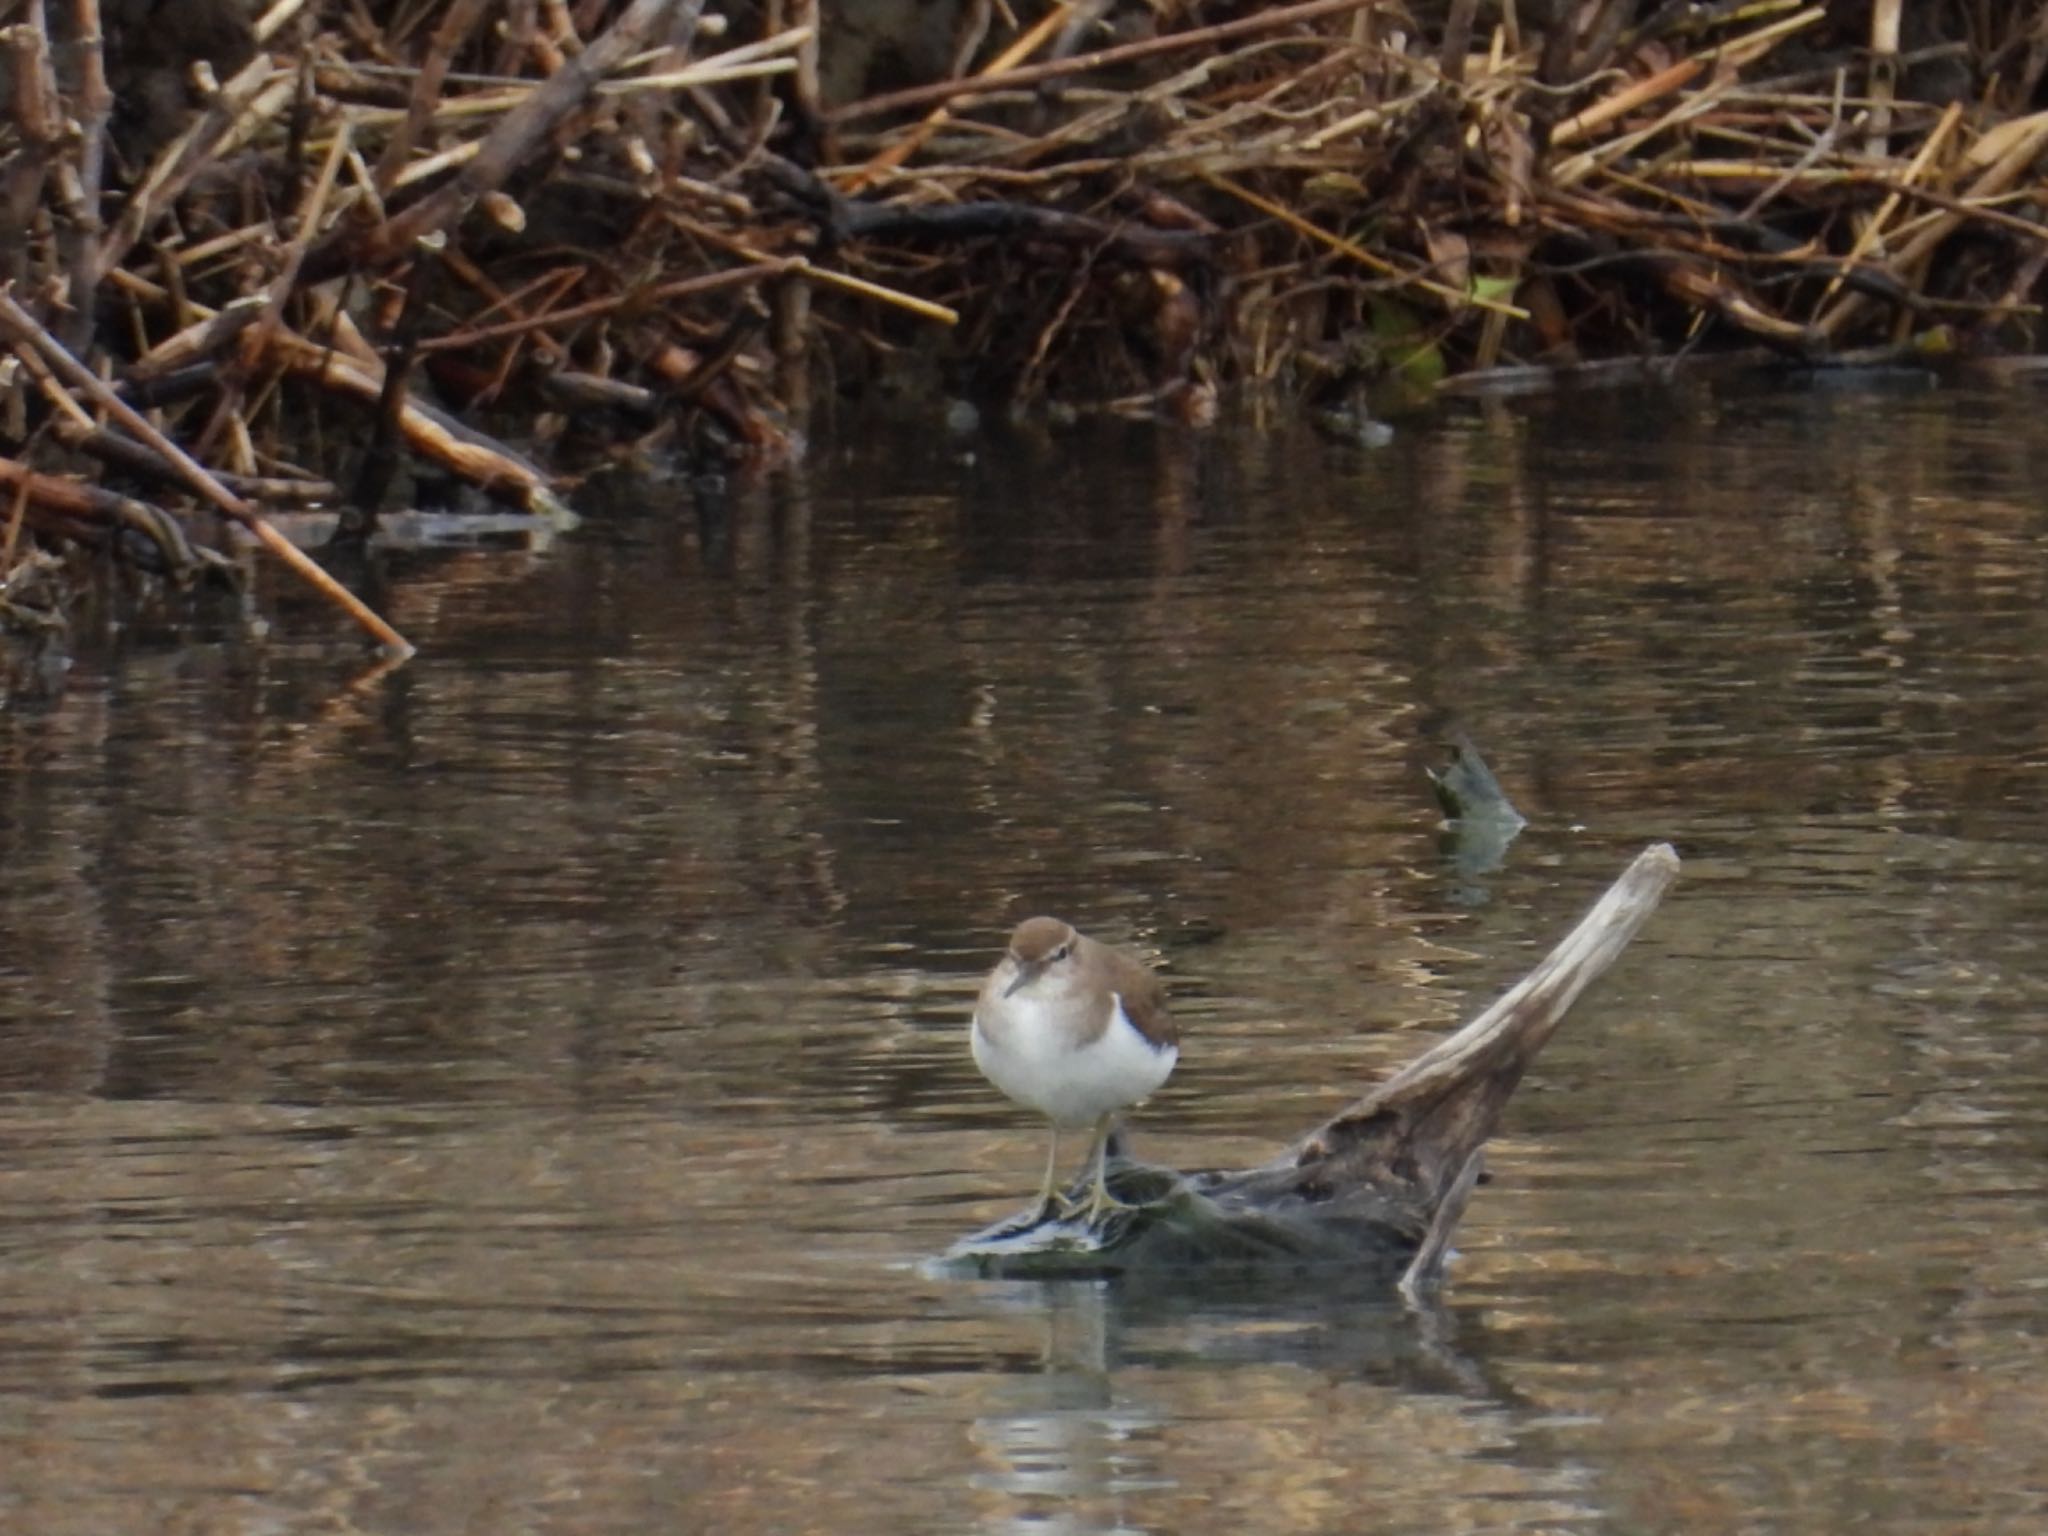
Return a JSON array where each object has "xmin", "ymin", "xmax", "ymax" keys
[{"xmin": 1086, "ymin": 933, "xmax": 1177, "ymax": 1049}]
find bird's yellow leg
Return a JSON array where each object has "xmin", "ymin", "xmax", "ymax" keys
[
  {"xmin": 1071, "ymin": 1112, "xmax": 1133, "ymax": 1224},
  {"xmin": 1030, "ymin": 1127, "xmax": 1063, "ymax": 1220}
]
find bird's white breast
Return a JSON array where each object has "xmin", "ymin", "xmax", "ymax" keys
[{"xmin": 972, "ymin": 988, "xmax": 1177, "ymax": 1128}]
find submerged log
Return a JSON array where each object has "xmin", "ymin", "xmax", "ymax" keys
[{"xmin": 943, "ymin": 842, "xmax": 1680, "ymax": 1293}]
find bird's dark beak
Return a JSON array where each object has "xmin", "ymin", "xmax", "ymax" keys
[{"xmin": 1003, "ymin": 960, "xmax": 1041, "ymax": 998}]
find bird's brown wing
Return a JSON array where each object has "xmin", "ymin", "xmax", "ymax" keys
[{"xmin": 1110, "ymin": 950, "xmax": 1177, "ymax": 1049}]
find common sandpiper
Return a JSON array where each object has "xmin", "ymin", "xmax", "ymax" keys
[{"xmin": 970, "ymin": 916, "xmax": 1179, "ymax": 1224}]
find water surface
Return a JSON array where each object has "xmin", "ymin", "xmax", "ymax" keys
[{"xmin": 4, "ymin": 385, "xmax": 2048, "ymax": 1533}]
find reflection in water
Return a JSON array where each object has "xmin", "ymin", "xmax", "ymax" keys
[
  {"xmin": 3, "ymin": 388, "xmax": 2048, "ymax": 1531},
  {"xmin": 968, "ymin": 1284, "xmax": 1169, "ymax": 1528},
  {"xmin": 961, "ymin": 1277, "xmax": 1575, "ymax": 1536},
  {"xmin": 959, "ymin": 1269, "xmax": 1632, "ymax": 1536}
]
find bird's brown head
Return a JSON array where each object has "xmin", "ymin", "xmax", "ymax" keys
[{"xmin": 1003, "ymin": 916, "xmax": 1078, "ymax": 996}]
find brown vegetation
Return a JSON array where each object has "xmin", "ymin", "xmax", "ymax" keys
[{"xmin": 1, "ymin": 1, "xmax": 2046, "ymax": 649}]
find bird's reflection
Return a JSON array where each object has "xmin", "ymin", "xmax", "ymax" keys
[
  {"xmin": 960, "ymin": 1273, "xmax": 1515, "ymax": 1533},
  {"xmin": 966, "ymin": 1281, "xmax": 1164, "ymax": 1532}
]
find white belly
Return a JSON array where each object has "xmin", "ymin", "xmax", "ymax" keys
[{"xmin": 972, "ymin": 993, "xmax": 1177, "ymax": 1128}]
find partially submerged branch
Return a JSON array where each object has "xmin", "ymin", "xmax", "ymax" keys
[{"xmin": 945, "ymin": 843, "xmax": 1681, "ymax": 1290}]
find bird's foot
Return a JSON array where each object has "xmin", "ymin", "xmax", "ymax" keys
[{"xmin": 1058, "ymin": 1186, "xmax": 1138, "ymax": 1227}]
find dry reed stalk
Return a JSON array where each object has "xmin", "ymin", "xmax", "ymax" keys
[
  {"xmin": 94, "ymin": 57, "xmax": 294, "ymax": 286},
  {"xmin": 1, "ymin": 468, "xmax": 31, "ymax": 572},
  {"xmin": 255, "ymin": 0, "xmax": 316, "ymax": 46},
  {"xmin": 348, "ymin": 229, "xmax": 445, "ymax": 520},
  {"xmin": 842, "ymin": 2, "xmax": 1075, "ymax": 193},
  {"xmin": 56, "ymin": 0, "xmax": 112, "ymax": 347},
  {"xmin": 3, "ymin": 0, "xmax": 2048, "ymax": 657},
  {"xmin": 1199, "ymin": 172, "xmax": 1528, "ymax": 320},
  {"xmin": 1867, "ymin": 0, "xmax": 1902, "ymax": 158},
  {"xmin": 373, "ymin": 0, "xmax": 492, "ymax": 192},
  {"xmin": 1810, "ymin": 99, "xmax": 1961, "ymax": 313},
  {"xmin": 1, "ymin": 8, "xmax": 64, "ymax": 291},
  {"xmin": 303, "ymin": 0, "xmax": 701, "ymax": 278},
  {"xmin": 831, "ymin": 0, "xmax": 1376, "ymax": 123},
  {"xmin": 0, "ymin": 292, "xmax": 413, "ymax": 653},
  {"xmin": 0, "ymin": 453, "xmax": 204, "ymax": 575},
  {"xmin": 261, "ymin": 331, "xmax": 559, "ymax": 512},
  {"xmin": 1817, "ymin": 110, "xmax": 2048, "ymax": 339},
  {"xmin": 247, "ymin": 118, "xmax": 354, "ymax": 362}
]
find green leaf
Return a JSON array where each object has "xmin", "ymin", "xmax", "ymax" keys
[{"xmin": 1369, "ymin": 298, "xmax": 1444, "ymax": 392}]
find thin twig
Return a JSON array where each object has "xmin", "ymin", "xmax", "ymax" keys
[
  {"xmin": 374, "ymin": 0, "xmax": 494, "ymax": 193},
  {"xmin": 57, "ymin": 0, "xmax": 111, "ymax": 349}
]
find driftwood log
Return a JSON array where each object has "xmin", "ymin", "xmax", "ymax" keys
[{"xmin": 944, "ymin": 842, "xmax": 1680, "ymax": 1295}]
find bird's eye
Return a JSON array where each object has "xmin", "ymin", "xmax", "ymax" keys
[{"xmin": 1053, "ymin": 944, "xmax": 1070, "ymax": 961}]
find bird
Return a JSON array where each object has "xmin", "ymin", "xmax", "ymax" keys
[{"xmin": 971, "ymin": 916, "xmax": 1178, "ymax": 1224}]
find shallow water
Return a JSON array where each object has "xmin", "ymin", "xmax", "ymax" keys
[{"xmin": 4, "ymin": 384, "xmax": 2048, "ymax": 1533}]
